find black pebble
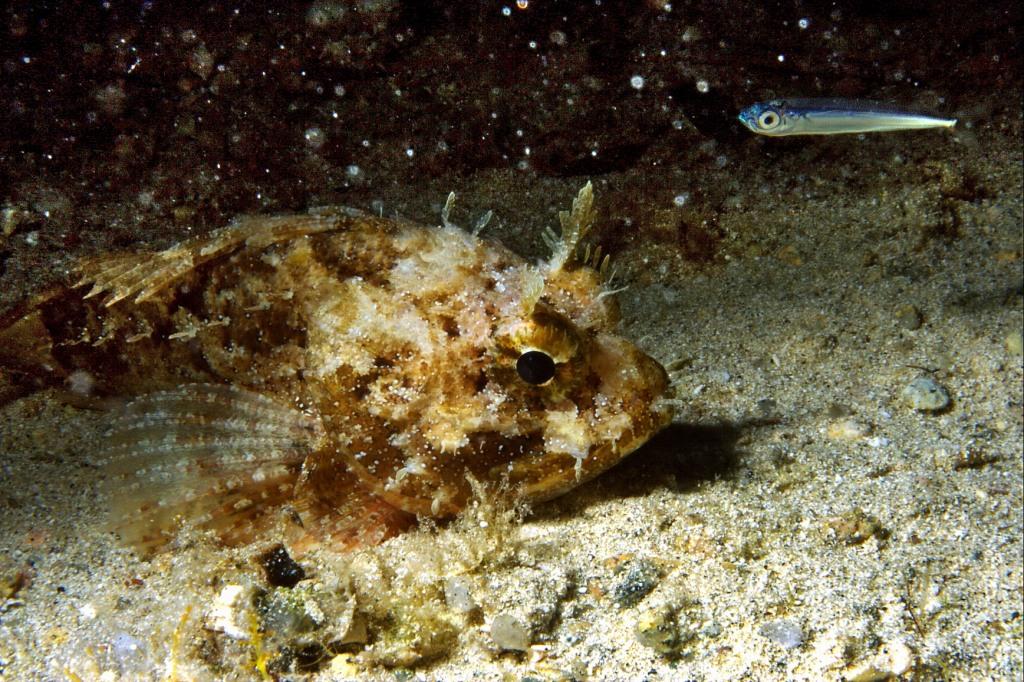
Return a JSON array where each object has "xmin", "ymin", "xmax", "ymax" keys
[{"xmin": 259, "ymin": 544, "xmax": 305, "ymax": 588}]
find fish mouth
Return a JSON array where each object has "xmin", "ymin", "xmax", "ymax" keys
[{"xmin": 510, "ymin": 418, "xmax": 667, "ymax": 504}]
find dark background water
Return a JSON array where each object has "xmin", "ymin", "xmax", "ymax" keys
[{"xmin": 0, "ymin": 0, "xmax": 1019, "ymax": 278}]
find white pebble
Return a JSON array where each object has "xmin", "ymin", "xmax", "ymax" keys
[
  {"xmin": 444, "ymin": 576, "xmax": 477, "ymax": 613},
  {"xmin": 490, "ymin": 614, "xmax": 530, "ymax": 651},
  {"xmin": 827, "ymin": 418, "xmax": 870, "ymax": 441},
  {"xmin": 760, "ymin": 619, "xmax": 804, "ymax": 649},
  {"xmin": 901, "ymin": 375, "xmax": 950, "ymax": 412},
  {"xmin": 67, "ymin": 370, "xmax": 97, "ymax": 397}
]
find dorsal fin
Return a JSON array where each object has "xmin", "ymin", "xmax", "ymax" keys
[
  {"xmin": 75, "ymin": 214, "xmax": 347, "ymax": 307},
  {"xmin": 543, "ymin": 182, "xmax": 595, "ymax": 272}
]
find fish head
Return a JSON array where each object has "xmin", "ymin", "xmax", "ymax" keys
[
  {"xmin": 738, "ymin": 100, "xmax": 790, "ymax": 136},
  {"xmin": 326, "ymin": 186, "xmax": 674, "ymax": 518},
  {"xmin": 485, "ymin": 262, "xmax": 674, "ymax": 504}
]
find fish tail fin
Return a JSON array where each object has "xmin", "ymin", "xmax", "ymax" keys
[{"xmin": 0, "ymin": 287, "xmax": 71, "ymax": 401}]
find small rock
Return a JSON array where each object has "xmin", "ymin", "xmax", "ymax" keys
[
  {"xmin": 304, "ymin": 126, "xmax": 327, "ymax": 150},
  {"xmin": 611, "ymin": 558, "xmax": 663, "ymax": 608},
  {"xmin": 635, "ymin": 604, "xmax": 679, "ymax": 655},
  {"xmin": 111, "ymin": 632, "xmax": 151, "ymax": 674},
  {"xmin": 490, "ymin": 614, "xmax": 531, "ymax": 651},
  {"xmin": 901, "ymin": 375, "xmax": 950, "ymax": 412},
  {"xmin": 843, "ymin": 639, "xmax": 914, "ymax": 681},
  {"xmin": 827, "ymin": 418, "xmax": 871, "ymax": 441},
  {"xmin": 1, "ymin": 205, "xmax": 34, "ymax": 238},
  {"xmin": 701, "ymin": 620, "xmax": 723, "ymax": 638},
  {"xmin": 328, "ymin": 653, "xmax": 360, "ymax": 676},
  {"xmin": 188, "ymin": 43, "xmax": 215, "ymax": 80},
  {"xmin": 756, "ymin": 398, "xmax": 778, "ymax": 416},
  {"xmin": 1006, "ymin": 330, "xmax": 1023, "ymax": 356},
  {"xmin": 825, "ymin": 509, "xmax": 887, "ymax": 546},
  {"xmin": 259, "ymin": 544, "xmax": 305, "ymax": 588},
  {"xmin": 258, "ymin": 587, "xmax": 325, "ymax": 637},
  {"xmin": 66, "ymin": 369, "xmax": 97, "ymax": 397},
  {"xmin": 894, "ymin": 304, "xmax": 923, "ymax": 330},
  {"xmin": 444, "ymin": 575, "xmax": 477, "ymax": 613},
  {"xmin": 759, "ymin": 619, "xmax": 804, "ymax": 649},
  {"xmin": 711, "ymin": 369, "xmax": 731, "ymax": 384},
  {"xmin": 205, "ymin": 584, "xmax": 251, "ymax": 640}
]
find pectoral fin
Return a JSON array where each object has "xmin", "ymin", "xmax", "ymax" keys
[
  {"xmin": 101, "ymin": 383, "xmax": 323, "ymax": 554},
  {"xmin": 100, "ymin": 382, "xmax": 414, "ymax": 556}
]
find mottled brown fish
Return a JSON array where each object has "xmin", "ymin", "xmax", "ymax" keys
[{"xmin": 0, "ymin": 184, "xmax": 672, "ymax": 554}]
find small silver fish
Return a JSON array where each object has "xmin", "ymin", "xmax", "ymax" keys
[{"xmin": 738, "ymin": 98, "xmax": 957, "ymax": 136}]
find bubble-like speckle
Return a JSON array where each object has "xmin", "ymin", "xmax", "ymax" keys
[{"xmin": 304, "ymin": 127, "xmax": 327, "ymax": 150}]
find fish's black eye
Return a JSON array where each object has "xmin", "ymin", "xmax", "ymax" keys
[
  {"xmin": 758, "ymin": 111, "xmax": 780, "ymax": 128},
  {"xmin": 516, "ymin": 350, "xmax": 556, "ymax": 385}
]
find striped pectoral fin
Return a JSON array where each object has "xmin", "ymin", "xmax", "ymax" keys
[
  {"xmin": 100, "ymin": 383, "xmax": 324, "ymax": 554},
  {"xmin": 287, "ymin": 450, "xmax": 416, "ymax": 555}
]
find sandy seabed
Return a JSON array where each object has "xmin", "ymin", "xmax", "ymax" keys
[{"xmin": 2, "ymin": 127, "xmax": 1021, "ymax": 680}]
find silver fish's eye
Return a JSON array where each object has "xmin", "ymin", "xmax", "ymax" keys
[
  {"xmin": 516, "ymin": 350, "xmax": 556, "ymax": 385},
  {"xmin": 758, "ymin": 110, "xmax": 781, "ymax": 129}
]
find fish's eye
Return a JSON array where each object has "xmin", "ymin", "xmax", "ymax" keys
[
  {"xmin": 516, "ymin": 350, "xmax": 556, "ymax": 385},
  {"xmin": 758, "ymin": 110, "xmax": 781, "ymax": 129}
]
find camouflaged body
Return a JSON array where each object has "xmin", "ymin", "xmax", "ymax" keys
[{"xmin": 0, "ymin": 185, "xmax": 672, "ymax": 552}]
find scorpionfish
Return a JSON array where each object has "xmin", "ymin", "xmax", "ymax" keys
[{"xmin": 0, "ymin": 184, "xmax": 672, "ymax": 554}]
